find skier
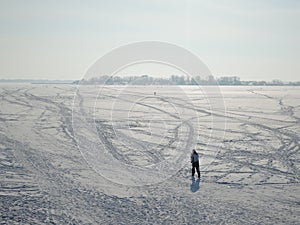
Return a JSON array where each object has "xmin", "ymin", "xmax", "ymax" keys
[{"xmin": 191, "ymin": 149, "xmax": 201, "ymax": 178}]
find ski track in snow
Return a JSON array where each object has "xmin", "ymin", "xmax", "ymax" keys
[{"xmin": 0, "ymin": 85, "xmax": 299, "ymax": 224}]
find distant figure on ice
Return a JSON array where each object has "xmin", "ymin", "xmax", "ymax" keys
[{"xmin": 191, "ymin": 149, "xmax": 201, "ymax": 178}]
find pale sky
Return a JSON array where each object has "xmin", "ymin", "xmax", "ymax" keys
[{"xmin": 0, "ymin": 0, "xmax": 299, "ymax": 81}]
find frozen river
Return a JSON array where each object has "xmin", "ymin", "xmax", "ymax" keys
[{"xmin": 0, "ymin": 84, "xmax": 299, "ymax": 224}]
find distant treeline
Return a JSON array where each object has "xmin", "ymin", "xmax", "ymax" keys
[
  {"xmin": 77, "ymin": 75, "xmax": 300, "ymax": 86},
  {"xmin": 1, "ymin": 76, "xmax": 299, "ymax": 86},
  {"xmin": 0, "ymin": 79, "xmax": 74, "ymax": 84}
]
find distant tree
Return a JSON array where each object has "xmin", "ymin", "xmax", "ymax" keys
[
  {"xmin": 178, "ymin": 76, "xmax": 185, "ymax": 85},
  {"xmin": 191, "ymin": 76, "xmax": 201, "ymax": 85},
  {"xmin": 271, "ymin": 79, "xmax": 283, "ymax": 86},
  {"xmin": 207, "ymin": 75, "xmax": 216, "ymax": 85}
]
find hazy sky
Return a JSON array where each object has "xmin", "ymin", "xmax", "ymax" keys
[{"xmin": 0, "ymin": 0, "xmax": 299, "ymax": 81}]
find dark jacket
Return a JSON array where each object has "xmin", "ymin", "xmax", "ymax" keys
[{"xmin": 191, "ymin": 152, "xmax": 199, "ymax": 163}]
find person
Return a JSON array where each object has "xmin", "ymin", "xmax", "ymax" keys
[{"xmin": 191, "ymin": 149, "xmax": 200, "ymax": 178}]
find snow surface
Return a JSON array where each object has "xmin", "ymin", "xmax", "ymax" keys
[{"xmin": 0, "ymin": 84, "xmax": 299, "ymax": 224}]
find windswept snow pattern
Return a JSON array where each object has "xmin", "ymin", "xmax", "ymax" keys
[
  {"xmin": 72, "ymin": 85, "xmax": 221, "ymax": 186},
  {"xmin": 0, "ymin": 85, "xmax": 299, "ymax": 224}
]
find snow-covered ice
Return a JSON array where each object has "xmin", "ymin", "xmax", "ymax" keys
[{"xmin": 0, "ymin": 84, "xmax": 299, "ymax": 224}]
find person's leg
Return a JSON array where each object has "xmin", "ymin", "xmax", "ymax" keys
[
  {"xmin": 196, "ymin": 162, "xmax": 200, "ymax": 178},
  {"xmin": 192, "ymin": 163, "xmax": 195, "ymax": 176}
]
